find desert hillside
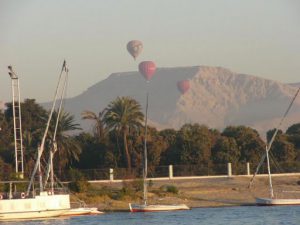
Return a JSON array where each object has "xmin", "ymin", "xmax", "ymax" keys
[{"xmin": 54, "ymin": 66, "xmax": 300, "ymax": 137}]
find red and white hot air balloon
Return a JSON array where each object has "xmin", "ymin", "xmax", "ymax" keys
[
  {"xmin": 127, "ymin": 40, "xmax": 143, "ymax": 60},
  {"xmin": 177, "ymin": 80, "xmax": 190, "ymax": 94},
  {"xmin": 138, "ymin": 61, "xmax": 156, "ymax": 81}
]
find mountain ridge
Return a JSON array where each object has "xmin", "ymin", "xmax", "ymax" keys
[{"xmin": 54, "ymin": 66, "xmax": 300, "ymax": 137}]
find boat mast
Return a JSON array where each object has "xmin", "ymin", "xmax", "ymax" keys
[
  {"xmin": 44, "ymin": 66, "xmax": 69, "ymax": 192},
  {"xmin": 249, "ymin": 87, "xmax": 300, "ymax": 188},
  {"xmin": 27, "ymin": 61, "xmax": 67, "ymax": 195},
  {"xmin": 143, "ymin": 91, "xmax": 149, "ymax": 205},
  {"xmin": 8, "ymin": 66, "xmax": 24, "ymax": 179},
  {"xmin": 265, "ymin": 145, "xmax": 274, "ymax": 198}
]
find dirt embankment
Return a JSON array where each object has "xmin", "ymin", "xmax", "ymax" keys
[{"xmin": 72, "ymin": 175, "xmax": 300, "ymax": 211}]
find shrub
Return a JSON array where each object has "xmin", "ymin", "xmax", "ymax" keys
[
  {"xmin": 166, "ymin": 185, "xmax": 178, "ymax": 194},
  {"xmin": 69, "ymin": 180, "xmax": 90, "ymax": 193},
  {"xmin": 160, "ymin": 185, "xmax": 178, "ymax": 194},
  {"xmin": 68, "ymin": 169, "xmax": 90, "ymax": 193}
]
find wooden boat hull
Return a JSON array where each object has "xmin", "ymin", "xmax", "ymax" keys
[
  {"xmin": 129, "ymin": 203, "xmax": 189, "ymax": 212},
  {"xmin": 0, "ymin": 193, "xmax": 70, "ymax": 221},
  {"xmin": 256, "ymin": 197, "xmax": 300, "ymax": 206}
]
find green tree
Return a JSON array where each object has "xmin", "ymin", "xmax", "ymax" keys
[
  {"xmin": 0, "ymin": 157, "xmax": 13, "ymax": 181},
  {"xmin": 267, "ymin": 129, "xmax": 296, "ymax": 163},
  {"xmin": 222, "ymin": 126, "xmax": 265, "ymax": 164},
  {"xmin": 1, "ymin": 99, "xmax": 48, "ymax": 171},
  {"xmin": 103, "ymin": 96, "xmax": 144, "ymax": 170},
  {"xmin": 175, "ymin": 124, "xmax": 213, "ymax": 165},
  {"xmin": 212, "ymin": 136, "xmax": 240, "ymax": 164},
  {"xmin": 50, "ymin": 111, "xmax": 82, "ymax": 170},
  {"xmin": 271, "ymin": 138, "xmax": 295, "ymax": 162},
  {"xmin": 286, "ymin": 123, "xmax": 300, "ymax": 136},
  {"xmin": 145, "ymin": 127, "xmax": 167, "ymax": 171},
  {"xmin": 1, "ymin": 100, "xmax": 82, "ymax": 176},
  {"xmin": 0, "ymin": 109, "xmax": 11, "ymax": 164},
  {"xmin": 129, "ymin": 126, "xmax": 167, "ymax": 173},
  {"xmin": 81, "ymin": 110, "xmax": 107, "ymax": 142},
  {"xmin": 159, "ymin": 128, "xmax": 178, "ymax": 165},
  {"xmin": 266, "ymin": 128, "xmax": 283, "ymax": 143},
  {"xmin": 75, "ymin": 132, "xmax": 116, "ymax": 169},
  {"xmin": 285, "ymin": 123, "xmax": 300, "ymax": 160}
]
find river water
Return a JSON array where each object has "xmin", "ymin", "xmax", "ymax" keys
[{"xmin": 2, "ymin": 206, "xmax": 300, "ymax": 225}]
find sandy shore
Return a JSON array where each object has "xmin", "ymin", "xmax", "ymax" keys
[{"xmin": 77, "ymin": 175, "xmax": 300, "ymax": 211}]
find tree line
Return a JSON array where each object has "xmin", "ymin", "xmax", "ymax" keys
[{"xmin": 1, "ymin": 97, "xmax": 300, "ymax": 180}]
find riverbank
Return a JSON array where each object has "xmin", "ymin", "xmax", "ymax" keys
[{"xmin": 71, "ymin": 175, "xmax": 300, "ymax": 211}]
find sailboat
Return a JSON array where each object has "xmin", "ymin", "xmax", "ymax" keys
[
  {"xmin": 129, "ymin": 93, "xmax": 189, "ymax": 212},
  {"xmin": 62, "ymin": 199, "xmax": 103, "ymax": 216},
  {"xmin": 0, "ymin": 62, "xmax": 71, "ymax": 220},
  {"xmin": 249, "ymin": 87, "xmax": 300, "ymax": 206}
]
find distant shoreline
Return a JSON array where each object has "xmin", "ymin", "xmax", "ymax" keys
[{"xmin": 77, "ymin": 175, "xmax": 300, "ymax": 212}]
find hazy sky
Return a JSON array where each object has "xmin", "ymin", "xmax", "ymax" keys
[{"xmin": 0, "ymin": 0, "xmax": 299, "ymax": 102}]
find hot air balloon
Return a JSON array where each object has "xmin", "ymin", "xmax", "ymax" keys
[
  {"xmin": 177, "ymin": 80, "xmax": 190, "ymax": 94},
  {"xmin": 138, "ymin": 61, "xmax": 156, "ymax": 81},
  {"xmin": 127, "ymin": 40, "xmax": 143, "ymax": 60}
]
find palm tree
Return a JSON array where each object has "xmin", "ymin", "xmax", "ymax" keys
[
  {"xmin": 49, "ymin": 111, "xmax": 82, "ymax": 170},
  {"xmin": 103, "ymin": 96, "xmax": 144, "ymax": 170},
  {"xmin": 81, "ymin": 110, "xmax": 106, "ymax": 142}
]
